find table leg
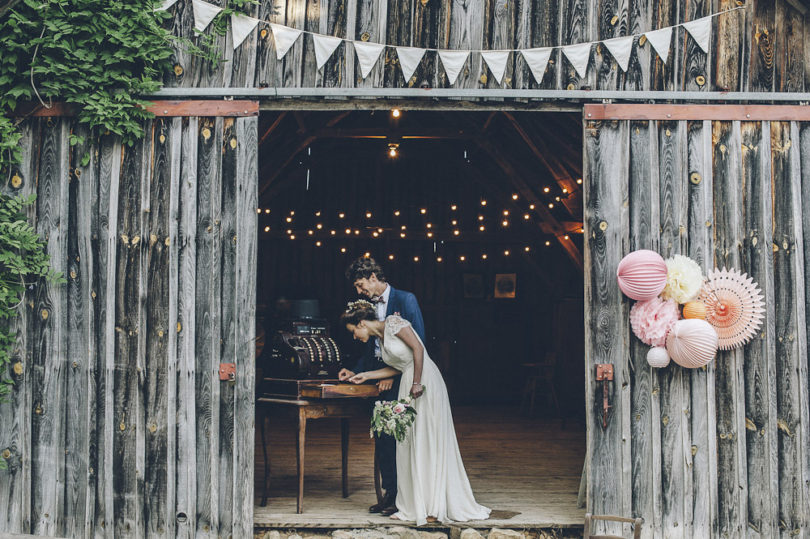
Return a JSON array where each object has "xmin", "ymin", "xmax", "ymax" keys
[
  {"xmin": 296, "ymin": 408, "xmax": 307, "ymax": 514},
  {"xmin": 340, "ymin": 418, "xmax": 349, "ymax": 498},
  {"xmin": 260, "ymin": 405, "xmax": 269, "ymax": 507}
]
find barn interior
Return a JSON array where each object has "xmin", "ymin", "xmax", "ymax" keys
[{"xmin": 253, "ymin": 110, "xmax": 586, "ymax": 528}]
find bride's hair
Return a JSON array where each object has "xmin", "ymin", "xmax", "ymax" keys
[{"xmin": 341, "ymin": 299, "xmax": 377, "ymax": 326}]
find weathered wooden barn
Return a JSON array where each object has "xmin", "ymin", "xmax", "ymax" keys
[{"xmin": 2, "ymin": 0, "xmax": 810, "ymax": 537}]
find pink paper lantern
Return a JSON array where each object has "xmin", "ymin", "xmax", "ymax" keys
[
  {"xmin": 666, "ymin": 319, "xmax": 719, "ymax": 368},
  {"xmin": 617, "ymin": 250, "xmax": 668, "ymax": 300},
  {"xmin": 647, "ymin": 346, "xmax": 671, "ymax": 368}
]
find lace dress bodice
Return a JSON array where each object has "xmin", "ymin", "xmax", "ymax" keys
[{"xmin": 380, "ymin": 315, "xmax": 425, "ymax": 372}]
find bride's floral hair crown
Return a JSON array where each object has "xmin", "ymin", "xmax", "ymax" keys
[
  {"xmin": 345, "ymin": 299, "xmax": 373, "ymax": 313},
  {"xmin": 341, "ymin": 299, "xmax": 377, "ymax": 326}
]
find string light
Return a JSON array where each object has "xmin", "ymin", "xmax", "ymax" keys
[
  {"xmin": 256, "ymin": 208, "xmax": 262, "ymax": 214},
  {"xmin": 502, "ymin": 220, "xmax": 509, "ymax": 227},
  {"xmin": 286, "ymin": 216, "xmax": 292, "ymax": 222},
  {"xmin": 389, "ymin": 254, "xmax": 395, "ymax": 260},
  {"xmin": 543, "ymin": 187, "xmax": 550, "ymax": 193},
  {"xmin": 290, "ymin": 234, "xmax": 296, "ymax": 240},
  {"xmin": 354, "ymin": 230, "xmax": 360, "ymax": 235},
  {"xmin": 401, "ymin": 225, "xmax": 407, "ymax": 230},
  {"xmin": 330, "ymin": 230, "xmax": 336, "ymax": 235},
  {"xmin": 315, "ymin": 210, "xmax": 321, "ymax": 216},
  {"xmin": 451, "ymin": 204, "xmax": 457, "ymax": 211},
  {"xmin": 437, "ymin": 256, "xmax": 443, "ymax": 262},
  {"xmin": 577, "ymin": 178, "xmax": 583, "ymax": 184},
  {"xmin": 564, "ymin": 235, "xmax": 569, "ymax": 240},
  {"xmin": 529, "ymin": 204, "xmax": 535, "ymax": 210},
  {"xmin": 391, "ymin": 108, "xmax": 401, "ymax": 118},
  {"xmin": 413, "ymin": 256, "xmax": 419, "ymax": 262},
  {"xmin": 265, "ymin": 209, "xmax": 271, "ymax": 214},
  {"xmin": 345, "ymin": 228, "xmax": 351, "ymax": 234},
  {"xmin": 503, "ymin": 210, "xmax": 509, "ymax": 216},
  {"xmin": 377, "ymin": 228, "xmax": 384, "ymax": 233},
  {"xmin": 364, "ymin": 252, "xmax": 371, "ymax": 257},
  {"xmin": 315, "ymin": 241, "xmax": 322, "ymax": 247},
  {"xmin": 394, "ymin": 210, "xmax": 401, "ymax": 216},
  {"xmin": 481, "ymin": 200, "xmax": 487, "ymax": 206},
  {"xmin": 286, "ymin": 229, "xmax": 292, "ymax": 234},
  {"xmin": 504, "ymin": 250, "xmax": 510, "ymax": 256},
  {"xmin": 459, "ymin": 255, "xmax": 466, "ymax": 261},
  {"xmin": 264, "ymin": 226, "xmax": 270, "ymax": 232},
  {"xmin": 420, "ymin": 208, "xmax": 427, "ymax": 214},
  {"xmin": 478, "ymin": 215, "xmax": 484, "ymax": 221},
  {"xmin": 523, "ymin": 214, "xmax": 530, "ymax": 220},
  {"xmin": 366, "ymin": 212, "xmax": 372, "ymax": 218},
  {"xmin": 512, "ymin": 193, "xmax": 518, "ymax": 200},
  {"xmin": 562, "ymin": 188, "xmax": 568, "ymax": 194},
  {"xmin": 453, "ymin": 230, "xmax": 460, "ymax": 236},
  {"xmin": 525, "ymin": 246, "xmax": 530, "ymax": 252},
  {"xmin": 341, "ymin": 247, "xmax": 347, "ymax": 253},
  {"xmin": 307, "ymin": 230, "xmax": 314, "ymax": 236},
  {"xmin": 451, "ymin": 219, "xmax": 458, "ymax": 226},
  {"xmin": 555, "ymin": 196, "xmax": 561, "ymax": 201},
  {"xmin": 548, "ymin": 203, "xmax": 554, "ymax": 209},
  {"xmin": 482, "ymin": 253, "xmax": 488, "ymax": 259},
  {"xmin": 373, "ymin": 232, "xmax": 379, "ymax": 237},
  {"xmin": 290, "ymin": 211, "xmax": 295, "ymax": 216},
  {"xmin": 400, "ymin": 232, "xmax": 406, "ymax": 238},
  {"xmin": 545, "ymin": 241, "xmax": 551, "ymax": 246},
  {"xmin": 426, "ymin": 223, "xmax": 432, "ymax": 228},
  {"xmin": 339, "ymin": 212, "xmax": 345, "ymax": 219},
  {"xmin": 427, "ymin": 232, "xmax": 433, "ymax": 238},
  {"xmin": 316, "ymin": 223, "xmax": 323, "ymax": 229},
  {"xmin": 479, "ymin": 225, "xmax": 485, "ymax": 231},
  {"xmin": 388, "ymin": 143, "xmax": 399, "ymax": 158}
]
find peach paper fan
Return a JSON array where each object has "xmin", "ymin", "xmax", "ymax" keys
[{"xmin": 697, "ymin": 267, "xmax": 765, "ymax": 350}]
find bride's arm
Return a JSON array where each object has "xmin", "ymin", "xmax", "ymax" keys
[
  {"xmin": 348, "ymin": 366, "xmax": 400, "ymax": 384},
  {"xmin": 394, "ymin": 325, "xmax": 424, "ymax": 397}
]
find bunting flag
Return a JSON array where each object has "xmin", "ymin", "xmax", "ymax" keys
[
  {"xmin": 161, "ymin": 0, "xmax": 740, "ymax": 82},
  {"xmin": 231, "ymin": 13, "xmax": 260, "ymax": 49},
  {"xmin": 645, "ymin": 27, "xmax": 673, "ymax": 64},
  {"xmin": 313, "ymin": 34, "xmax": 343, "ymax": 69},
  {"xmin": 562, "ymin": 42, "xmax": 592, "ymax": 78},
  {"xmin": 683, "ymin": 16, "xmax": 712, "ymax": 54},
  {"xmin": 438, "ymin": 50, "xmax": 469, "ymax": 85},
  {"xmin": 396, "ymin": 47, "xmax": 426, "ymax": 83},
  {"xmin": 602, "ymin": 35, "xmax": 634, "ymax": 72},
  {"xmin": 520, "ymin": 48, "xmax": 553, "ymax": 83},
  {"xmin": 270, "ymin": 23, "xmax": 303, "ymax": 60},
  {"xmin": 191, "ymin": 0, "xmax": 222, "ymax": 32},
  {"xmin": 354, "ymin": 41, "xmax": 386, "ymax": 78},
  {"xmin": 481, "ymin": 51, "xmax": 510, "ymax": 84},
  {"xmin": 155, "ymin": 0, "xmax": 178, "ymax": 11}
]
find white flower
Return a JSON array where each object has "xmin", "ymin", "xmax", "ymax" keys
[
  {"xmin": 375, "ymin": 401, "xmax": 382, "ymax": 406},
  {"xmin": 661, "ymin": 254, "xmax": 704, "ymax": 304},
  {"xmin": 393, "ymin": 403, "xmax": 406, "ymax": 414}
]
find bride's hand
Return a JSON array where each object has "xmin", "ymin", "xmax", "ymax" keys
[
  {"xmin": 410, "ymin": 383, "xmax": 424, "ymax": 398},
  {"xmin": 349, "ymin": 372, "xmax": 369, "ymax": 384}
]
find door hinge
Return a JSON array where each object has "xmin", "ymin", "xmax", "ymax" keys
[
  {"xmin": 219, "ymin": 363, "xmax": 236, "ymax": 381},
  {"xmin": 595, "ymin": 364, "xmax": 613, "ymax": 429}
]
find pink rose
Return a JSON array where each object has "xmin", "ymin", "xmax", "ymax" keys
[{"xmin": 393, "ymin": 403, "xmax": 406, "ymax": 414}]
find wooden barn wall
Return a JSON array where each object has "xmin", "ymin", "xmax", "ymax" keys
[
  {"xmin": 163, "ymin": 0, "xmax": 810, "ymax": 93},
  {"xmin": 584, "ymin": 118, "xmax": 810, "ymax": 537},
  {"xmin": 0, "ymin": 116, "xmax": 258, "ymax": 538}
]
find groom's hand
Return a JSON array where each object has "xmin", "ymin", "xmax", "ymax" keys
[
  {"xmin": 338, "ymin": 368, "xmax": 355, "ymax": 381},
  {"xmin": 377, "ymin": 378, "xmax": 393, "ymax": 392},
  {"xmin": 349, "ymin": 372, "xmax": 369, "ymax": 384}
]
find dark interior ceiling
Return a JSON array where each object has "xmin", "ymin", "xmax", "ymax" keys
[{"xmin": 256, "ymin": 110, "xmax": 584, "ymax": 270}]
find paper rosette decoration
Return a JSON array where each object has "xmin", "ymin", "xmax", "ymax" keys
[
  {"xmin": 616, "ymin": 250, "xmax": 668, "ymax": 300},
  {"xmin": 666, "ymin": 319, "xmax": 718, "ymax": 368},
  {"xmin": 661, "ymin": 254, "xmax": 704, "ymax": 304},
  {"xmin": 697, "ymin": 267, "xmax": 765, "ymax": 350},
  {"xmin": 647, "ymin": 346, "xmax": 671, "ymax": 368},
  {"xmin": 630, "ymin": 297, "xmax": 680, "ymax": 347}
]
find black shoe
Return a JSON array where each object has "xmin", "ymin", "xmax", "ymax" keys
[
  {"xmin": 380, "ymin": 504, "xmax": 398, "ymax": 517},
  {"xmin": 369, "ymin": 492, "xmax": 396, "ymax": 513}
]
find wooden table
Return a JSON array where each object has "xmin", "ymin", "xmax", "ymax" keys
[{"xmin": 257, "ymin": 396, "xmax": 381, "ymax": 513}]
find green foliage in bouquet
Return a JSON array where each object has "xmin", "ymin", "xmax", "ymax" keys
[{"xmin": 371, "ymin": 394, "xmax": 421, "ymax": 443}]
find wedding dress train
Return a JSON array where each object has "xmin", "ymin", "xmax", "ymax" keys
[{"xmin": 380, "ymin": 315, "xmax": 490, "ymax": 525}]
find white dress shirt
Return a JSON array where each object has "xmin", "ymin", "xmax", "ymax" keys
[{"xmin": 374, "ymin": 284, "xmax": 391, "ymax": 357}]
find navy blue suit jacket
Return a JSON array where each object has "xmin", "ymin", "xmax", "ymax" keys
[{"xmin": 352, "ymin": 286, "xmax": 426, "ymax": 377}]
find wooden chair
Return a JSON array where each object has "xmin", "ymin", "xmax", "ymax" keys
[
  {"xmin": 520, "ymin": 351, "xmax": 559, "ymax": 416},
  {"xmin": 583, "ymin": 513, "xmax": 644, "ymax": 539}
]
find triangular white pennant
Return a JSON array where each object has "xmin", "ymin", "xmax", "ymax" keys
[
  {"xmin": 270, "ymin": 23, "xmax": 303, "ymax": 60},
  {"xmin": 395, "ymin": 47, "xmax": 426, "ymax": 83},
  {"xmin": 192, "ymin": 0, "xmax": 223, "ymax": 32},
  {"xmin": 481, "ymin": 50, "xmax": 510, "ymax": 84},
  {"xmin": 438, "ymin": 50, "xmax": 469, "ymax": 85},
  {"xmin": 683, "ymin": 16, "xmax": 712, "ymax": 54},
  {"xmin": 561, "ymin": 42, "xmax": 592, "ymax": 78},
  {"xmin": 313, "ymin": 34, "xmax": 343, "ymax": 69},
  {"xmin": 645, "ymin": 27, "xmax": 673, "ymax": 64},
  {"xmin": 520, "ymin": 48, "xmax": 553, "ymax": 83},
  {"xmin": 602, "ymin": 35, "xmax": 634, "ymax": 72},
  {"xmin": 155, "ymin": 0, "xmax": 178, "ymax": 11},
  {"xmin": 231, "ymin": 13, "xmax": 260, "ymax": 49},
  {"xmin": 353, "ymin": 41, "xmax": 386, "ymax": 78}
]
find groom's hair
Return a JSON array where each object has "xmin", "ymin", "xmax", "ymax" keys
[{"xmin": 345, "ymin": 256, "xmax": 386, "ymax": 283}]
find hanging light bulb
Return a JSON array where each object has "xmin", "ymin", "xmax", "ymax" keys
[
  {"xmin": 401, "ymin": 225, "xmax": 407, "ymax": 230},
  {"xmin": 256, "ymin": 208, "xmax": 262, "ymax": 214},
  {"xmin": 286, "ymin": 216, "xmax": 292, "ymax": 223},
  {"xmin": 377, "ymin": 228, "xmax": 384, "ymax": 233},
  {"xmin": 562, "ymin": 188, "xmax": 568, "ymax": 194},
  {"xmin": 502, "ymin": 220, "xmax": 509, "ymax": 227},
  {"xmin": 543, "ymin": 187, "xmax": 550, "ymax": 193},
  {"xmin": 478, "ymin": 215, "xmax": 484, "ymax": 221},
  {"xmin": 339, "ymin": 212, "xmax": 345, "ymax": 219},
  {"xmin": 427, "ymin": 232, "xmax": 433, "ymax": 238},
  {"xmin": 504, "ymin": 250, "xmax": 510, "ymax": 256},
  {"xmin": 451, "ymin": 219, "xmax": 458, "ymax": 226},
  {"xmin": 365, "ymin": 211, "xmax": 372, "ymax": 218},
  {"xmin": 391, "ymin": 108, "xmax": 401, "ymax": 118},
  {"xmin": 482, "ymin": 253, "xmax": 488, "ymax": 259},
  {"xmin": 479, "ymin": 225, "xmax": 485, "ymax": 231},
  {"xmin": 340, "ymin": 247, "xmax": 347, "ymax": 253},
  {"xmin": 577, "ymin": 178, "xmax": 583, "ymax": 184},
  {"xmin": 451, "ymin": 204, "xmax": 458, "ymax": 211},
  {"xmin": 529, "ymin": 204, "xmax": 535, "ymax": 210},
  {"xmin": 316, "ymin": 224, "xmax": 323, "ymax": 229},
  {"xmin": 354, "ymin": 230, "xmax": 360, "ymax": 235},
  {"xmin": 426, "ymin": 223, "xmax": 432, "ymax": 228},
  {"xmin": 307, "ymin": 230, "xmax": 314, "ymax": 236},
  {"xmin": 316, "ymin": 241, "xmax": 322, "ymax": 247},
  {"xmin": 524, "ymin": 246, "xmax": 530, "ymax": 252},
  {"xmin": 453, "ymin": 230, "xmax": 460, "ymax": 236},
  {"xmin": 265, "ymin": 209, "xmax": 271, "ymax": 214},
  {"xmin": 373, "ymin": 232, "xmax": 379, "ymax": 237},
  {"xmin": 290, "ymin": 234, "xmax": 296, "ymax": 240},
  {"xmin": 564, "ymin": 234, "xmax": 569, "ymax": 240},
  {"xmin": 523, "ymin": 214, "xmax": 530, "ymax": 220},
  {"xmin": 389, "ymin": 254, "xmax": 395, "ymax": 260},
  {"xmin": 330, "ymin": 230, "xmax": 336, "ymax": 235},
  {"xmin": 437, "ymin": 256, "xmax": 443, "ymax": 262},
  {"xmin": 394, "ymin": 210, "xmax": 401, "ymax": 216},
  {"xmin": 364, "ymin": 252, "xmax": 371, "ymax": 257},
  {"xmin": 315, "ymin": 210, "xmax": 321, "ymax": 216},
  {"xmin": 420, "ymin": 208, "xmax": 427, "ymax": 214},
  {"xmin": 264, "ymin": 226, "xmax": 270, "ymax": 232},
  {"xmin": 555, "ymin": 196, "xmax": 561, "ymax": 202},
  {"xmin": 388, "ymin": 143, "xmax": 399, "ymax": 158},
  {"xmin": 345, "ymin": 228, "xmax": 351, "ymax": 234},
  {"xmin": 413, "ymin": 256, "xmax": 419, "ymax": 262},
  {"xmin": 459, "ymin": 255, "xmax": 466, "ymax": 261},
  {"xmin": 545, "ymin": 240, "xmax": 551, "ymax": 246},
  {"xmin": 512, "ymin": 193, "xmax": 518, "ymax": 200},
  {"xmin": 503, "ymin": 210, "xmax": 509, "ymax": 216},
  {"xmin": 400, "ymin": 232, "xmax": 406, "ymax": 238},
  {"xmin": 548, "ymin": 203, "xmax": 554, "ymax": 209},
  {"xmin": 286, "ymin": 229, "xmax": 292, "ymax": 234},
  {"xmin": 481, "ymin": 199, "xmax": 487, "ymax": 206}
]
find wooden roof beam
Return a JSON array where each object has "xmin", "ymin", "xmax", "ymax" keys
[{"xmin": 259, "ymin": 112, "xmax": 287, "ymax": 145}]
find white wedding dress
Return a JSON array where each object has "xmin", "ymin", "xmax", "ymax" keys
[{"xmin": 380, "ymin": 315, "xmax": 491, "ymax": 525}]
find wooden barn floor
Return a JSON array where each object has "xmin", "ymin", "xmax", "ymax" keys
[{"xmin": 253, "ymin": 406, "xmax": 586, "ymax": 530}]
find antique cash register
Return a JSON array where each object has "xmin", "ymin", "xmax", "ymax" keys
[{"xmin": 256, "ymin": 300, "xmax": 380, "ymax": 512}]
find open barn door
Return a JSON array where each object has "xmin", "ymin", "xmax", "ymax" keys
[
  {"xmin": 0, "ymin": 103, "xmax": 258, "ymax": 538},
  {"xmin": 582, "ymin": 105, "xmax": 810, "ymax": 538}
]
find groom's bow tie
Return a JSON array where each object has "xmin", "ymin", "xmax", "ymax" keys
[{"xmin": 371, "ymin": 296, "xmax": 386, "ymax": 304}]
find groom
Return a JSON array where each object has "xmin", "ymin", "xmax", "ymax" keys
[{"xmin": 339, "ymin": 256, "xmax": 425, "ymax": 516}]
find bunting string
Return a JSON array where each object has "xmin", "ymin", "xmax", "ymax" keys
[{"xmin": 159, "ymin": 1, "xmax": 743, "ymax": 82}]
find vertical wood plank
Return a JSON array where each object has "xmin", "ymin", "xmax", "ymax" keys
[
  {"xmin": 746, "ymin": 1, "xmax": 776, "ymax": 92},
  {"xmin": 656, "ymin": 120, "xmax": 690, "ymax": 538},
  {"xmin": 190, "ymin": 0, "xmax": 232, "ymax": 88},
  {"xmin": 678, "ymin": 0, "xmax": 709, "ymax": 92},
  {"xmin": 232, "ymin": 116, "xmax": 258, "ymax": 539},
  {"xmin": 218, "ymin": 118, "xmax": 238, "ymax": 536},
  {"xmin": 255, "ymin": 0, "xmax": 288, "ymax": 88},
  {"xmin": 143, "ymin": 119, "xmax": 172, "ymax": 537},
  {"xmin": 740, "ymin": 120, "xmax": 778, "ymax": 538},
  {"xmin": 162, "ymin": 1, "xmax": 195, "ymax": 88},
  {"xmin": 594, "ymin": 0, "xmax": 627, "ymax": 91},
  {"xmin": 771, "ymin": 120, "xmax": 810, "ymax": 536},
  {"xmin": 627, "ymin": 119, "xmax": 662, "ymax": 538},
  {"xmin": 95, "ymin": 134, "xmax": 122, "ymax": 538},
  {"xmin": 625, "ymin": 0, "xmax": 654, "ymax": 91},
  {"xmin": 711, "ymin": 120, "xmax": 748, "ymax": 537},
  {"xmin": 583, "ymin": 119, "xmax": 631, "ymax": 537},
  {"xmin": 529, "ymin": 0, "xmax": 559, "ymax": 89},
  {"xmin": 484, "ymin": 0, "xmax": 517, "ymax": 89},
  {"xmin": 800, "ymin": 123, "xmax": 810, "ymax": 535},
  {"xmin": 560, "ymin": 0, "xmax": 594, "ymax": 90},
  {"xmin": 282, "ymin": 0, "xmax": 308, "ymax": 88},
  {"xmin": 30, "ymin": 118, "xmax": 70, "ymax": 537},
  {"xmin": 195, "ymin": 117, "xmax": 223, "ymax": 537},
  {"xmin": 0, "ymin": 119, "xmax": 38, "ymax": 534},
  {"xmin": 64, "ymin": 123, "xmax": 97, "ymax": 538},
  {"xmin": 321, "ymin": 0, "xmax": 348, "ymax": 88},
  {"xmin": 714, "ymin": 0, "xmax": 743, "ymax": 91},
  {"xmin": 230, "ymin": 3, "xmax": 260, "ymax": 88},
  {"xmin": 446, "ymin": 0, "xmax": 485, "ymax": 89},
  {"xmin": 412, "ymin": 0, "xmax": 441, "ymax": 88},
  {"xmin": 175, "ymin": 117, "xmax": 199, "ymax": 538},
  {"xmin": 686, "ymin": 119, "xmax": 717, "ymax": 538},
  {"xmin": 113, "ymin": 123, "xmax": 148, "ymax": 538},
  {"xmin": 512, "ymin": 0, "xmax": 532, "ymax": 89},
  {"xmin": 354, "ymin": 0, "xmax": 388, "ymax": 88},
  {"xmin": 775, "ymin": 3, "xmax": 804, "ymax": 93}
]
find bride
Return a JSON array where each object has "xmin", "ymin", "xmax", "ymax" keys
[{"xmin": 342, "ymin": 300, "xmax": 491, "ymax": 525}]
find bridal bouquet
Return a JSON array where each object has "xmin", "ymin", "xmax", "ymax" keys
[{"xmin": 370, "ymin": 395, "xmax": 420, "ymax": 442}]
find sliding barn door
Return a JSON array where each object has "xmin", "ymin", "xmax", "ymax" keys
[
  {"xmin": 583, "ymin": 107, "xmax": 810, "ymax": 538},
  {"xmin": 0, "ymin": 108, "xmax": 258, "ymax": 538}
]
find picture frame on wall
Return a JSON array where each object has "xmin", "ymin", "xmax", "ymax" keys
[
  {"xmin": 494, "ymin": 273, "xmax": 517, "ymax": 299},
  {"xmin": 462, "ymin": 273, "xmax": 484, "ymax": 298}
]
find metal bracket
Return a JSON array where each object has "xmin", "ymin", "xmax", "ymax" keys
[
  {"xmin": 595, "ymin": 364, "xmax": 613, "ymax": 429},
  {"xmin": 219, "ymin": 363, "xmax": 236, "ymax": 381}
]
